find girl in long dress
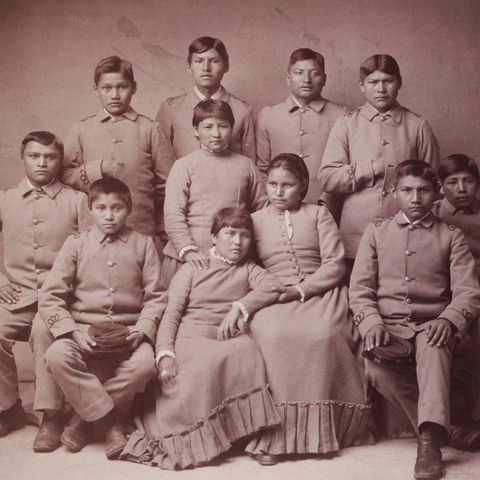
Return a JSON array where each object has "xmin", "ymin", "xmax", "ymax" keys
[
  {"xmin": 245, "ymin": 153, "xmax": 373, "ymax": 465},
  {"xmin": 121, "ymin": 208, "xmax": 281, "ymax": 469}
]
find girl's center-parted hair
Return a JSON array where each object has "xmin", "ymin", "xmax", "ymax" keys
[{"xmin": 267, "ymin": 153, "xmax": 310, "ymax": 201}]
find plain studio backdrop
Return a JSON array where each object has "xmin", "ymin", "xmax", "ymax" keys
[{"xmin": 0, "ymin": 0, "xmax": 479, "ymax": 378}]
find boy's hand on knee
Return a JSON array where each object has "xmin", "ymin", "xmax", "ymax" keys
[
  {"xmin": 365, "ymin": 325, "xmax": 390, "ymax": 351},
  {"xmin": 0, "ymin": 283, "xmax": 21, "ymax": 304},
  {"xmin": 126, "ymin": 331, "xmax": 145, "ymax": 349},
  {"xmin": 217, "ymin": 305, "xmax": 242, "ymax": 341},
  {"xmin": 184, "ymin": 251, "xmax": 209, "ymax": 270},
  {"xmin": 425, "ymin": 318, "xmax": 453, "ymax": 347},
  {"xmin": 158, "ymin": 357, "xmax": 177, "ymax": 390},
  {"xmin": 72, "ymin": 330, "xmax": 97, "ymax": 353}
]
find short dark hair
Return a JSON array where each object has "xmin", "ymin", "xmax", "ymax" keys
[
  {"xmin": 94, "ymin": 55, "xmax": 135, "ymax": 86},
  {"xmin": 437, "ymin": 154, "xmax": 480, "ymax": 182},
  {"xmin": 360, "ymin": 54, "xmax": 402, "ymax": 87},
  {"xmin": 88, "ymin": 177, "xmax": 132, "ymax": 213},
  {"xmin": 288, "ymin": 48, "xmax": 325, "ymax": 72},
  {"xmin": 20, "ymin": 131, "xmax": 64, "ymax": 160},
  {"xmin": 267, "ymin": 153, "xmax": 310, "ymax": 200},
  {"xmin": 192, "ymin": 99, "xmax": 235, "ymax": 127},
  {"xmin": 394, "ymin": 159, "xmax": 437, "ymax": 189},
  {"xmin": 188, "ymin": 37, "xmax": 229, "ymax": 65},
  {"xmin": 210, "ymin": 207, "xmax": 253, "ymax": 236}
]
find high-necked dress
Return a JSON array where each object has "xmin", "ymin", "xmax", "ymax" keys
[
  {"xmin": 245, "ymin": 202, "xmax": 373, "ymax": 456},
  {"xmin": 120, "ymin": 250, "xmax": 282, "ymax": 470}
]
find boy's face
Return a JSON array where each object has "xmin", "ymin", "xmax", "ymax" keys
[
  {"xmin": 94, "ymin": 72, "xmax": 137, "ymax": 116},
  {"xmin": 441, "ymin": 171, "xmax": 479, "ymax": 209},
  {"xmin": 194, "ymin": 117, "xmax": 232, "ymax": 152},
  {"xmin": 393, "ymin": 175, "xmax": 436, "ymax": 222},
  {"xmin": 286, "ymin": 59, "xmax": 326, "ymax": 105},
  {"xmin": 211, "ymin": 226, "xmax": 251, "ymax": 263},
  {"xmin": 90, "ymin": 193, "xmax": 130, "ymax": 235},
  {"xmin": 360, "ymin": 70, "xmax": 400, "ymax": 113},
  {"xmin": 188, "ymin": 49, "xmax": 229, "ymax": 92},
  {"xmin": 22, "ymin": 141, "xmax": 62, "ymax": 188}
]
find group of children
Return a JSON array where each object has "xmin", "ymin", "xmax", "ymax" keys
[{"xmin": 0, "ymin": 35, "xmax": 479, "ymax": 480}]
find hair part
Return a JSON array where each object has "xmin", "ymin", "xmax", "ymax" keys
[
  {"xmin": 20, "ymin": 131, "xmax": 64, "ymax": 160},
  {"xmin": 192, "ymin": 99, "xmax": 235, "ymax": 127},
  {"xmin": 94, "ymin": 55, "xmax": 135, "ymax": 86},
  {"xmin": 360, "ymin": 54, "xmax": 402, "ymax": 87},
  {"xmin": 267, "ymin": 153, "xmax": 310, "ymax": 200},
  {"xmin": 210, "ymin": 207, "xmax": 253, "ymax": 236},
  {"xmin": 394, "ymin": 159, "xmax": 438, "ymax": 189},
  {"xmin": 288, "ymin": 48, "xmax": 325, "ymax": 72},
  {"xmin": 188, "ymin": 37, "xmax": 229, "ymax": 65},
  {"xmin": 88, "ymin": 177, "xmax": 133, "ymax": 213},
  {"xmin": 437, "ymin": 154, "xmax": 480, "ymax": 182}
]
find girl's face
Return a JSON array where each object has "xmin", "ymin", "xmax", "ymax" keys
[
  {"xmin": 441, "ymin": 171, "xmax": 479, "ymax": 209},
  {"xmin": 195, "ymin": 117, "xmax": 232, "ymax": 152},
  {"xmin": 266, "ymin": 167, "xmax": 307, "ymax": 211},
  {"xmin": 212, "ymin": 226, "xmax": 251, "ymax": 263}
]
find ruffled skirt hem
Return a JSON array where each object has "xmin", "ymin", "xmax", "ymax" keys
[
  {"xmin": 120, "ymin": 385, "xmax": 280, "ymax": 470},
  {"xmin": 245, "ymin": 399, "xmax": 374, "ymax": 455}
]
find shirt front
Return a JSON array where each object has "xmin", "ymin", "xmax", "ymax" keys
[
  {"xmin": 319, "ymin": 102, "xmax": 440, "ymax": 257},
  {"xmin": 256, "ymin": 96, "xmax": 347, "ymax": 203},
  {"xmin": 0, "ymin": 178, "xmax": 90, "ymax": 310},
  {"xmin": 350, "ymin": 211, "xmax": 480, "ymax": 339},
  {"xmin": 39, "ymin": 224, "xmax": 166, "ymax": 342},
  {"xmin": 61, "ymin": 107, "xmax": 174, "ymax": 236}
]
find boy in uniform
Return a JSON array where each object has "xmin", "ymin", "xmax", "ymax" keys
[
  {"xmin": 60, "ymin": 55, "xmax": 173, "ymax": 239},
  {"xmin": 256, "ymin": 48, "xmax": 347, "ymax": 209},
  {"xmin": 156, "ymin": 36, "xmax": 255, "ymax": 161},
  {"xmin": 40, "ymin": 178, "xmax": 166, "ymax": 459},
  {"xmin": 319, "ymin": 55, "xmax": 440, "ymax": 280},
  {"xmin": 0, "ymin": 132, "xmax": 90, "ymax": 452},
  {"xmin": 350, "ymin": 160, "xmax": 480, "ymax": 480}
]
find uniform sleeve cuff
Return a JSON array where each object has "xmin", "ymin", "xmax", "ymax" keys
[
  {"xmin": 84, "ymin": 160, "xmax": 104, "ymax": 185},
  {"xmin": 355, "ymin": 311, "xmax": 384, "ymax": 338},
  {"xmin": 132, "ymin": 318, "xmax": 158, "ymax": 343},
  {"xmin": 47, "ymin": 316, "xmax": 78, "ymax": 339}
]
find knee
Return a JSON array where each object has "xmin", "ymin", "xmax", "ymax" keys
[{"xmin": 44, "ymin": 340, "xmax": 77, "ymax": 372}]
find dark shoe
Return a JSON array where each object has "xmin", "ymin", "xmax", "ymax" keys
[
  {"xmin": 60, "ymin": 414, "xmax": 88, "ymax": 453},
  {"xmin": 254, "ymin": 453, "xmax": 279, "ymax": 466},
  {"xmin": 448, "ymin": 424, "xmax": 480, "ymax": 450},
  {"xmin": 0, "ymin": 399, "xmax": 26, "ymax": 437},
  {"xmin": 105, "ymin": 421, "xmax": 127, "ymax": 460},
  {"xmin": 414, "ymin": 424, "xmax": 444, "ymax": 480},
  {"xmin": 33, "ymin": 412, "xmax": 64, "ymax": 452}
]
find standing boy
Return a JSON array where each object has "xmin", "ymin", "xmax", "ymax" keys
[
  {"xmin": 156, "ymin": 36, "xmax": 255, "ymax": 161},
  {"xmin": 350, "ymin": 160, "xmax": 480, "ymax": 480},
  {"xmin": 40, "ymin": 178, "xmax": 166, "ymax": 459},
  {"xmin": 60, "ymin": 55, "xmax": 174, "ymax": 238},
  {"xmin": 0, "ymin": 132, "xmax": 90, "ymax": 452},
  {"xmin": 319, "ymin": 55, "xmax": 440, "ymax": 279},
  {"xmin": 256, "ymin": 48, "xmax": 347, "ymax": 207}
]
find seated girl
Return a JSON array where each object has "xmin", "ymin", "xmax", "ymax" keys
[
  {"xmin": 245, "ymin": 154, "xmax": 374, "ymax": 465},
  {"xmin": 121, "ymin": 208, "xmax": 282, "ymax": 469},
  {"xmin": 161, "ymin": 99, "xmax": 266, "ymax": 286}
]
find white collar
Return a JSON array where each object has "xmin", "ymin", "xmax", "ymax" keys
[
  {"xmin": 194, "ymin": 85, "xmax": 223, "ymax": 100},
  {"xmin": 26, "ymin": 178, "xmax": 54, "ymax": 190},
  {"xmin": 209, "ymin": 247, "xmax": 238, "ymax": 265},
  {"xmin": 402, "ymin": 211, "xmax": 430, "ymax": 225}
]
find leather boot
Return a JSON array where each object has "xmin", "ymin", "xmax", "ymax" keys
[
  {"xmin": 95, "ymin": 410, "xmax": 127, "ymax": 460},
  {"xmin": 60, "ymin": 413, "xmax": 88, "ymax": 453},
  {"xmin": 414, "ymin": 422, "xmax": 445, "ymax": 480},
  {"xmin": 33, "ymin": 411, "xmax": 64, "ymax": 452},
  {"xmin": 0, "ymin": 399, "xmax": 26, "ymax": 437}
]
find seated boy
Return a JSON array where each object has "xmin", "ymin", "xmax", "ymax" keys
[
  {"xmin": 350, "ymin": 160, "xmax": 480, "ymax": 480},
  {"xmin": 40, "ymin": 178, "xmax": 166, "ymax": 459},
  {"xmin": 156, "ymin": 36, "xmax": 255, "ymax": 161},
  {"xmin": 319, "ymin": 55, "xmax": 440, "ymax": 281},
  {"xmin": 0, "ymin": 131, "xmax": 90, "ymax": 451},
  {"xmin": 60, "ymin": 55, "xmax": 174, "ymax": 239}
]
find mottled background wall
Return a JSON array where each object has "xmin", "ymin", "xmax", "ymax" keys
[{"xmin": 1, "ymin": 0, "xmax": 480, "ymax": 376}]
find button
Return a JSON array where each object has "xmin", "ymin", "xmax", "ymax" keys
[
  {"xmin": 299, "ymin": 130, "xmax": 305, "ymax": 136},
  {"xmin": 406, "ymin": 250, "xmax": 412, "ymax": 256},
  {"xmin": 107, "ymin": 261, "xmax": 114, "ymax": 267},
  {"xmin": 108, "ymin": 310, "xmax": 114, "ymax": 315},
  {"xmin": 299, "ymin": 154, "xmax": 305, "ymax": 159},
  {"xmin": 109, "ymin": 287, "xmax": 116, "ymax": 293},
  {"xmin": 406, "ymin": 298, "xmax": 413, "ymax": 304},
  {"xmin": 33, "ymin": 243, "xmax": 39, "ymax": 249},
  {"xmin": 300, "ymin": 108, "xmax": 306, "ymax": 113},
  {"xmin": 33, "ymin": 219, "xmax": 39, "ymax": 225},
  {"xmin": 405, "ymin": 277, "xmax": 411, "ymax": 282},
  {"xmin": 34, "ymin": 195, "xmax": 40, "ymax": 200},
  {"xmin": 112, "ymin": 139, "xmax": 119, "ymax": 143},
  {"xmin": 106, "ymin": 237, "xmax": 113, "ymax": 243},
  {"xmin": 35, "ymin": 269, "xmax": 41, "ymax": 275},
  {"xmin": 381, "ymin": 191, "xmax": 388, "ymax": 197},
  {"xmin": 408, "ymin": 225, "xmax": 415, "ymax": 231},
  {"xmin": 380, "ymin": 139, "xmax": 388, "ymax": 145},
  {"xmin": 406, "ymin": 316, "xmax": 411, "ymax": 322}
]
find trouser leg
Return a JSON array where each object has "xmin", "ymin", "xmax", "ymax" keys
[{"xmin": 0, "ymin": 305, "xmax": 36, "ymax": 411}]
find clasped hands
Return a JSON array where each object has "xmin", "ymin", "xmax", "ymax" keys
[{"xmin": 70, "ymin": 329, "xmax": 145, "ymax": 353}]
